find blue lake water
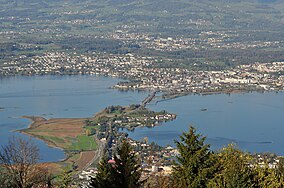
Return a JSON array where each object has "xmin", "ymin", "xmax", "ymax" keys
[
  {"xmin": 0, "ymin": 75, "xmax": 284, "ymax": 161},
  {"xmin": 127, "ymin": 92, "xmax": 284, "ymax": 155},
  {"xmin": 0, "ymin": 75, "xmax": 147, "ymax": 162}
]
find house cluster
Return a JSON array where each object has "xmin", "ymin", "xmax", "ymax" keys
[
  {"xmin": 108, "ymin": 28, "xmax": 283, "ymax": 51},
  {"xmin": 129, "ymin": 139, "xmax": 178, "ymax": 177},
  {"xmin": 114, "ymin": 61, "xmax": 284, "ymax": 96},
  {"xmin": 77, "ymin": 143, "xmax": 177, "ymax": 187},
  {"xmin": 251, "ymin": 153, "xmax": 283, "ymax": 169},
  {"xmin": 77, "ymin": 147, "xmax": 284, "ymax": 186},
  {"xmin": 113, "ymin": 113, "xmax": 176, "ymax": 128},
  {"xmin": 77, "ymin": 168, "xmax": 97, "ymax": 188},
  {"xmin": 1, "ymin": 51, "xmax": 284, "ymax": 97},
  {"xmin": 95, "ymin": 109, "xmax": 176, "ymax": 136}
]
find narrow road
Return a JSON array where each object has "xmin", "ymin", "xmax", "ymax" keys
[{"xmin": 82, "ymin": 135, "xmax": 105, "ymax": 171}]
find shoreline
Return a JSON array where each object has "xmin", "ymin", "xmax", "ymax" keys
[
  {"xmin": 22, "ymin": 116, "xmax": 47, "ymax": 128},
  {"xmin": 17, "ymin": 125, "xmax": 68, "ymax": 163},
  {"xmin": 12, "ymin": 83, "xmax": 284, "ymax": 167},
  {"xmin": 17, "ymin": 116, "xmax": 88, "ymax": 151},
  {"xmin": 2, "ymin": 74, "xmax": 283, "ymax": 98},
  {"xmin": 16, "ymin": 103, "xmax": 176, "ymax": 165},
  {"xmin": 17, "ymin": 88, "xmax": 282, "ymax": 151},
  {"xmin": 17, "ymin": 117, "xmax": 97, "ymax": 165},
  {"xmin": 16, "ymin": 118, "xmax": 66, "ymax": 153},
  {"xmin": 18, "ymin": 130, "xmax": 65, "ymax": 151}
]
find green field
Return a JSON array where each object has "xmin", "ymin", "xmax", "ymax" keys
[{"xmin": 70, "ymin": 135, "xmax": 97, "ymax": 151}]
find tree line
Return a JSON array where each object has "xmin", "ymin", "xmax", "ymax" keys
[
  {"xmin": 91, "ymin": 126, "xmax": 284, "ymax": 188},
  {"xmin": 1, "ymin": 127, "xmax": 284, "ymax": 187}
]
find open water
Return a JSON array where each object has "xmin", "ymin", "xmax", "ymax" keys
[
  {"xmin": 127, "ymin": 92, "xmax": 284, "ymax": 155},
  {"xmin": 0, "ymin": 75, "xmax": 147, "ymax": 162},
  {"xmin": 0, "ymin": 75, "xmax": 284, "ymax": 162}
]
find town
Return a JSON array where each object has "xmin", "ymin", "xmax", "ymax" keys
[{"xmin": 1, "ymin": 51, "xmax": 283, "ymax": 99}]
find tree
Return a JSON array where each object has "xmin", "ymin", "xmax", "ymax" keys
[
  {"xmin": 89, "ymin": 155, "xmax": 116, "ymax": 188},
  {"xmin": 172, "ymin": 126, "xmax": 216, "ymax": 188},
  {"xmin": 113, "ymin": 140, "xmax": 144, "ymax": 188},
  {"xmin": 275, "ymin": 157, "xmax": 284, "ymax": 185},
  {"xmin": 0, "ymin": 136, "xmax": 51, "ymax": 188},
  {"xmin": 85, "ymin": 119, "xmax": 93, "ymax": 126},
  {"xmin": 251, "ymin": 157, "xmax": 284, "ymax": 188},
  {"xmin": 57, "ymin": 167, "xmax": 73, "ymax": 188},
  {"xmin": 89, "ymin": 140, "xmax": 144, "ymax": 188},
  {"xmin": 253, "ymin": 165, "xmax": 282, "ymax": 188},
  {"xmin": 0, "ymin": 171, "xmax": 13, "ymax": 187},
  {"xmin": 144, "ymin": 175, "xmax": 174, "ymax": 188},
  {"xmin": 208, "ymin": 144, "xmax": 254, "ymax": 188}
]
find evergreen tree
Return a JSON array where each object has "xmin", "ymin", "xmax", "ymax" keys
[
  {"xmin": 90, "ymin": 140, "xmax": 143, "ymax": 188},
  {"xmin": 89, "ymin": 155, "xmax": 115, "ymax": 188},
  {"xmin": 144, "ymin": 174, "xmax": 174, "ymax": 188},
  {"xmin": 252, "ymin": 158, "xmax": 284, "ymax": 188},
  {"xmin": 172, "ymin": 126, "xmax": 216, "ymax": 188},
  {"xmin": 208, "ymin": 144, "xmax": 254, "ymax": 188},
  {"xmin": 57, "ymin": 167, "xmax": 73, "ymax": 188},
  {"xmin": 113, "ymin": 140, "xmax": 144, "ymax": 188},
  {"xmin": 253, "ymin": 165, "xmax": 281, "ymax": 188},
  {"xmin": 275, "ymin": 157, "xmax": 284, "ymax": 186}
]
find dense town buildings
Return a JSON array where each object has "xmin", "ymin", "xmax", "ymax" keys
[{"xmin": 1, "ymin": 52, "xmax": 283, "ymax": 99}]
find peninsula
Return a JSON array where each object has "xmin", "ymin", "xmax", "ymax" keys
[{"xmin": 19, "ymin": 104, "xmax": 176, "ymax": 171}]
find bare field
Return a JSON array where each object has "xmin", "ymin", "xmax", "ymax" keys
[
  {"xmin": 22, "ymin": 117, "xmax": 87, "ymax": 149},
  {"xmin": 75, "ymin": 151, "xmax": 97, "ymax": 171}
]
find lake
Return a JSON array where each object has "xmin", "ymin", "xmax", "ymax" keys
[
  {"xmin": 127, "ymin": 92, "xmax": 284, "ymax": 155},
  {"xmin": 0, "ymin": 75, "xmax": 147, "ymax": 162},
  {"xmin": 0, "ymin": 76, "xmax": 284, "ymax": 162}
]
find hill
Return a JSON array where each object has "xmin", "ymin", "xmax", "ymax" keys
[{"xmin": 0, "ymin": 0, "xmax": 284, "ymax": 70}]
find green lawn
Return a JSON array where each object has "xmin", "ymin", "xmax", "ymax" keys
[{"xmin": 70, "ymin": 135, "xmax": 97, "ymax": 151}]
